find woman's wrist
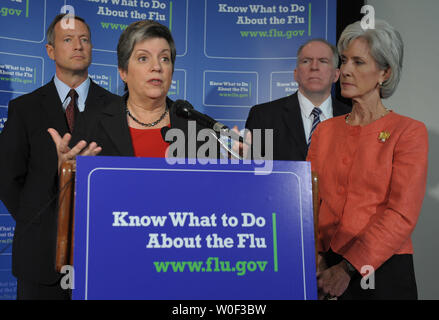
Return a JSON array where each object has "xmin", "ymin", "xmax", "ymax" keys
[{"xmin": 341, "ymin": 259, "xmax": 356, "ymax": 278}]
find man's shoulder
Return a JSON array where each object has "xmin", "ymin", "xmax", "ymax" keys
[
  {"xmin": 332, "ymin": 96, "xmax": 352, "ymax": 115},
  {"xmin": 89, "ymin": 81, "xmax": 120, "ymax": 100},
  {"xmin": 9, "ymin": 81, "xmax": 54, "ymax": 107},
  {"xmin": 250, "ymin": 94, "xmax": 296, "ymax": 113}
]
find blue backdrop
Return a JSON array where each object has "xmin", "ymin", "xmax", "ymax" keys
[{"xmin": 0, "ymin": 0, "xmax": 336, "ymax": 299}]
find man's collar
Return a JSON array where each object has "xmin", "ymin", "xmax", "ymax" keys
[
  {"xmin": 54, "ymin": 75, "xmax": 90, "ymax": 112},
  {"xmin": 297, "ymin": 90, "xmax": 332, "ymax": 118}
]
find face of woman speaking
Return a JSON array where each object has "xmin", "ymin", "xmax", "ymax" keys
[
  {"xmin": 340, "ymin": 38, "xmax": 389, "ymax": 101},
  {"xmin": 119, "ymin": 37, "xmax": 173, "ymax": 105}
]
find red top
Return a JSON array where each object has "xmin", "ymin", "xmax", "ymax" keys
[{"xmin": 129, "ymin": 125, "xmax": 170, "ymax": 158}]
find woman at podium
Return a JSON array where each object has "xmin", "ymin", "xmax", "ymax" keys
[
  {"xmin": 66, "ymin": 20, "xmax": 218, "ymax": 159},
  {"xmin": 112, "ymin": 19, "xmax": 177, "ymax": 158},
  {"xmin": 307, "ymin": 19, "xmax": 428, "ymax": 300}
]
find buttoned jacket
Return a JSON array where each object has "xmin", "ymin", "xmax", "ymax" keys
[{"xmin": 307, "ymin": 112, "xmax": 428, "ymax": 271}]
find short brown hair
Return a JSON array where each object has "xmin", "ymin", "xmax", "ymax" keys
[{"xmin": 46, "ymin": 13, "xmax": 91, "ymax": 46}]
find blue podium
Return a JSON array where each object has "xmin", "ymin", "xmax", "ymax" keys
[{"xmin": 71, "ymin": 156, "xmax": 317, "ymax": 300}]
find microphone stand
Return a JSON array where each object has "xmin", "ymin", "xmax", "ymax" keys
[{"xmin": 208, "ymin": 131, "xmax": 243, "ymax": 160}]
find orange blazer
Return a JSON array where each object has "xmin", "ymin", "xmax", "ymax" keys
[{"xmin": 307, "ymin": 111, "xmax": 428, "ymax": 272}]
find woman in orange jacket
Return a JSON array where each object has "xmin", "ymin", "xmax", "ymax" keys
[{"xmin": 307, "ymin": 19, "xmax": 428, "ymax": 300}]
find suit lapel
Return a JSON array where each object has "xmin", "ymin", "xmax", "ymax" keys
[
  {"xmin": 282, "ymin": 93, "xmax": 308, "ymax": 159},
  {"xmin": 277, "ymin": 94, "xmax": 350, "ymax": 160},
  {"xmin": 82, "ymin": 81, "xmax": 102, "ymax": 116},
  {"xmin": 332, "ymin": 97, "xmax": 352, "ymax": 117},
  {"xmin": 74, "ymin": 80, "xmax": 106, "ymax": 140},
  {"xmin": 40, "ymin": 80, "xmax": 69, "ymax": 135},
  {"xmin": 99, "ymin": 96, "xmax": 134, "ymax": 156}
]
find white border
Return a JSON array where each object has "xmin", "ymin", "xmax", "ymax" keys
[
  {"xmin": 203, "ymin": 0, "xmax": 329, "ymax": 60},
  {"xmin": 215, "ymin": 119, "xmax": 247, "ymax": 122},
  {"xmin": 170, "ymin": 68, "xmax": 187, "ymax": 100},
  {"xmin": 0, "ymin": 105, "xmax": 7, "ymax": 128},
  {"xmin": 269, "ymin": 71, "xmax": 296, "ymax": 101},
  {"xmin": 0, "ymin": 0, "xmax": 47, "ymax": 44},
  {"xmin": 0, "ymin": 51, "xmax": 44, "ymax": 95},
  {"xmin": 82, "ymin": 166, "xmax": 309, "ymax": 300},
  {"xmin": 89, "ymin": 62, "xmax": 120, "ymax": 93},
  {"xmin": 203, "ymin": 70, "xmax": 259, "ymax": 107},
  {"xmin": 93, "ymin": 0, "xmax": 189, "ymax": 57},
  {"xmin": 0, "ymin": 213, "xmax": 13, "ymax": 258}
]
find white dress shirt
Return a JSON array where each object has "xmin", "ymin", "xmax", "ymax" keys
[{"xmin": 297, "ymin": 91, "xmax": 333, "ymax": 143}]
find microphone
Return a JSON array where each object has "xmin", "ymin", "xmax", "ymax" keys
[
  {"xmin": 174, "ymin": 100, "xmax": 246, "ymax": 144},
  {"xmin": 161, "ymin": 126, "xmax": 171, "ymax": 142}
]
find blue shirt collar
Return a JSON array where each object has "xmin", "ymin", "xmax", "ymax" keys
[{"xmin": 54, "ymin": 75, "xmax": 90, "ymax": 112}]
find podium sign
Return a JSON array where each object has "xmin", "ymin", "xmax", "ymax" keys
[{"xmin": 72, "ymin": 156, "xmax": 317, "ymax": 300}]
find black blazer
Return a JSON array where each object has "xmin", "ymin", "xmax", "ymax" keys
[
  {"xmin": 245, "ymin": 92, "xmax": 352, "ymax": 161},
  {"xmin": 75, "ymin": 95, "xmax": 220, "ymax": 159},
  {"xmin": 0, "ymin": 79, "xmax": 119, "ymax": 284}
]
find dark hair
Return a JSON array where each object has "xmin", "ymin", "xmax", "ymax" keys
[
  {"xmin": 46, "ymin": 13, "xmax": 91, "ymax": 46},
  {"xmin": 117, "ymin": 20, "xmax": 176, "ymax": 73}
]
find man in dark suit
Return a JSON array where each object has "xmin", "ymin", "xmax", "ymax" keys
[
  {"xmin": 245, "ymin": 39, "xmax": 351, "ymax": 160},
  {"xmin": 0, "ymin": 14, "xmax": 118, "ymax": 299}
]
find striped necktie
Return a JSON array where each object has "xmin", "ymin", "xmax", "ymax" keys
[
  {"xmin": 308, "ymin": 107, "xmax": 322, "ymax": 148},
  {"xmin": 65, "ymin": 89, "xmax": 78, "ymax": 133}
]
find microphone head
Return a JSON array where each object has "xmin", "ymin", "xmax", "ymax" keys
[
  {"xmin": 160, "ymin": 126, "xmax": 171, "ymax": 142},
  {"xmin": 174, "ymin": 100, "xmax": 194, "ymax": 118}
]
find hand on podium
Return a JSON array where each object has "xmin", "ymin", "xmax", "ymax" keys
[{"xmin": 231, "ymin": 126, "xmax": 251, "ymax": 159}]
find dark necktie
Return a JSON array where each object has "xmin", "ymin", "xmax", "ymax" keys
[
  {"xmin": 308, "ymin": 107, "xmax": 322, "ymax": 148},
  {"xmin": 65, "ymin": 89, "xmax": 78, "ymax": 133}
]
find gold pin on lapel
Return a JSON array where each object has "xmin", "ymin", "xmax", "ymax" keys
[{"xmin": 378, "ymin": 131, "xmax": 390, "ymax": 143}]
